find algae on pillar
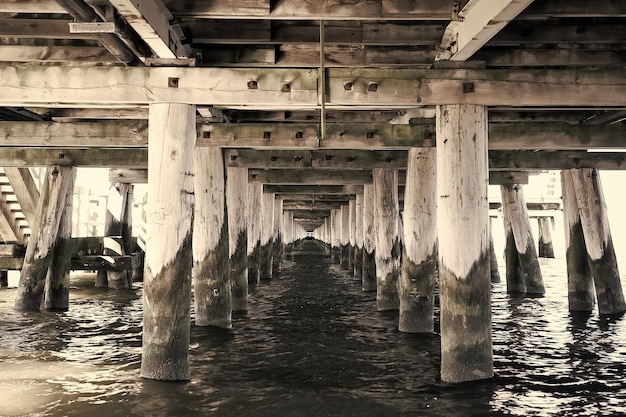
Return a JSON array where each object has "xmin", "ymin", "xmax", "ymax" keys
[
  {"xmin": 247, "ymin": 183, "xmax": 262, "ymax": 286},
  {"xmin": 561, "ymin": 170, "xmax": 595, "ymax": 312},
  {"xmin": 537, "ymin": 217, "xmax": 555, "ymax": 258},
  {"xmin": 399, "ymin": 148, "xmax": 437, "ymax": 333},
  {"xmin": 362, "ymin": 184, "xmax": 376, "ymax": 292},
  {"xmin": 44, "ymin": 167, "xmax": 76, "ymax": 311},
  {"xmin": 437, "ymin": 104, "xmax": 493, "ymax": 383},
  {"xmin": 259, "ymin": 192, "xmax": 274, "ymax": 279},
  {"xmin": 141, "ymin": 103, "xmax": 195, "ymax": 381},
  {"xmin": 193, "ymin": 147, "xmax": 231, "ymax": 329},
  {"xmin": 227, "ymin": 167, "xmax": 248, "ymax": 311},
  {"xmin": 570, "ymin": 168, "xmax": 626, "ymax": 315},
  {"xmin": 373, "ymin": 168, "xmax": 401, "ymax": 311},
  {"xmin": 14, "ymin": 165, "xmax": 74, "ymax": 311},
  {"xmin": 501, "ymin": 183, "xmax": 545, "ymax": 295}
]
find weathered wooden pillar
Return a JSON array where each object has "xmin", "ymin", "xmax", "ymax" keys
[
  {"xmin": 0, "ymin": 270, "xmax": 7, "ymax": 287},
  {"xmin": 324, "ymin": 217, "xmax": 332, "ymax": 255},
  {"xmin": 331, "ymin": 208, "xmax": 341, "ymax": 263},
  {"xmin": 500, "ymin": 184, "xmax": 545, "ymax": 295},
  {"xmin": 489, "ymin": 228, "xmax": 501, "ymax": 284},
  {"xmin": 247, "ymin": 182, "xmax": 262, "ymax": 286},
  {"xmin": 399, "ymin": 147, "xmax": 437, "ymax": 333},
  {"xmin": 282, "ymin": 211, "xmax": 294, "ymax": 260},
  {"xmin": 226, "ymin": 167, "xmax": 248, "ymax": 311},
  {"xmin": 354, "ymin": 193, "xmax": 364, "ymax": 279},
  {"xmin": 140, "ymin": 103, "xmax": 195, "ymax": 381},
  {"xmin": 259, "ymin": 192, "xmax": 274, "ymax": 279},
  {"xmin": 193, "ymin": 147, "xmax": 231, "ymax": 328},
  {"xmin": 537, "ymin": 217, "xmax": 555, "ymax": 258},
  {"xmin": 502, "ymin": 201, "xmax": 524, "ymax": 293},
  {"xmin": 437, "ymin": 104, "xmax": 492, "ymax": 383},
  {"xmin": 561, "ymin": 170, "xmax": 594, "ymax": 312},
  {"xmin": 570, "ymin": 168, "xmax": 626, "ymax": 315},
  {"xmin": 14, "ymin": 165, "xmax": 74, "ymax": 311},
  {"xmin": 96, "ymin": 182, "xmax": 133, "ymax": 289},
  {"xmin": 373, "ymin": 168, "xmax": 400, "ymax": 310},
  {"xmin": 362, "ymin": 184, "xmax": 376, "ymax": 291},
  {"xmin": 339, "ymin": 204, "xmax": 350, "ymax": 269},
  {"xmin": 271, "ymin": 197, "xmax": 282, "ymax": 277},
  {"xmin": 348, "ymin": 199, "xmax": 356, "ymax": 276},
  {"xmin": 44, "ymin": 167, "xmax": 76, "ymax": 311}
]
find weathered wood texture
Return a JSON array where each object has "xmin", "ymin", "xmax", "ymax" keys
[
  {"xmin": 348, "ymin": 199, "xmax": 356, "ymax": 276},
  {"xmin": 259, "ymin": 192, "xmax": 275, "ymax": 279},
  {"xmin": 247, "ymin": 182, "xmax": 263, "ymax": 285},
  {"xmin": 373, "ymin": 168, "xmax": 400, "ymax": 311},
  {"xmin": 226, "ymin": 167, "xmax": 248, "ymax": 311},
  {"xmin": 537, "ymin": 217, "xmax": 555, "ymax": 258},
  {"xmin": 193, "ymin": 147, "xmax": 231, "ymax": 328},
  {"xmin": 362, "ymin": 183, "xmax": 376, "ymax": 291},
  {"xmin": 354, "ymin": 193, "xmax": 364, "ymax": 279},
  {"xmin": 399, "ymin": 148, "xmax": 437, "ymax": 333},
  {"xmin": 570, "ymin": 168, "xmax": 626, "ymax": 315},
  {"xmin": 140, "ymin": 103, "xmax": 195, "ymax": 381},
  {"xmin": 3, "ymin": 66, "xmax": 626, "ymax": 108},
  {"xmin": 14, "ymin": 165, "xmax": 74, "ymax": 310},
  {"xmin": 271, "ymin": 197, "xmax": 283, "ymax": 277},
  {"xmin": 96, "ymin": 183, "xmax": 133, "ymax": 289},
  {"xmin": 500, "ymin": 184, "xmax": 545, "ymax": 294},
  {"xmin": 561, "ymin": 170, "xmax": 595, "ymax": 312},
  {"xmin": 437, "ymin": 104, "xmax": 492, "ymax": 383},
  {"xmin": 340, "ymin": 204, "xmax": 350, "ymax": 270},
  {"xmin": 43, "ymin": 167, "xmax": 76, "ymax": 311}
]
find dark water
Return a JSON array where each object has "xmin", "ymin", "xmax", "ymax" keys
[{"xmin": 1, "ymin": 240, "xmax": 626, "ymax": 416}]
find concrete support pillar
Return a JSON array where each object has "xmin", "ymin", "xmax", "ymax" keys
[
  {"xmin": 14, "ymin": 165, "xmax": 74, "ymax": 310},
  {"xmin": 537, "ymin": 217, "xmax": 555, "ymax": 258},
  {"xmin": 437, "ymin": 104, "xmax": 492, "ymax": 383},
  {"xmin": 501, "ymin": 184, "xmax": 545, "ymax": 295},
  {"xmin": 561, "ymin": 170, "xmax": 594, "ymax": 312},
  {"xmin": 227, "ymin": 167, "xmax": 248, "ymax": 312},
  {"xmin": 373, "ymin": 168, "xmax": 401, "ymax": 310},
  {"xmin": 362, "ymin": 184, "xmax": 376, "ymax": 291},
  {"xmin": 44, "ymin": 167, "xmax": 76, "ymax": 311},
  {"xmin": 247, "ymin": 183, "xmax": 262, "ymax": 286},
  {"xmin": 141, "ymin": 103, "xmax": 195, "ymax": 381},
  {"xmin": 570, "ymin": 168, "xmax": 626, "ymax": 315},
  {"xmin": 96, "ymin": 182, "xmax": 133, "ymax": 289},
  {"xmin": 354, "ymin": 193, "xmax": 364, "ymax": 279},
  {"xmin": 271, "ymin": 197, "xmax": 282, "ymax": 277},
  {"xmin": 193, "ymin": 147, "xmax": 231, "ymax": 328},
  {"xmin": 399, "ymin": 147, "xmax": 437, "ymax": 333},
  {"xmin": 259, "ymin": 192, "xmax": 274, "ymax": 279},
  {"xmin": 348, "ymin": 199, "xmax": 356, "ymax": 276}
]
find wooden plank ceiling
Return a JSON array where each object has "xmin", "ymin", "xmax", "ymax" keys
[{"xmin": 1, "ymin": 0, "xmax": 626, "ymax": 231}]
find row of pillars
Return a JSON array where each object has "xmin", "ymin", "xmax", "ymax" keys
[{"xmin": 15, "ymin": 103, "xmax": 624, "ymax": 385}]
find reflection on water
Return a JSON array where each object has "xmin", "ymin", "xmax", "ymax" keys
[{"xmin": 1, "ymin": 241, "xmax": 625, "ymax": 416}]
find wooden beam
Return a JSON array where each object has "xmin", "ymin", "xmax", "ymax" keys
[
  {"xmin": 436, "ymin": 0, "xmax": 534, "ymax": 61},
  {"xmin": 249, "ymin": 169, "xmax": 373, "ymax": 185},
  {"xmin": 489, "ymin": 151, "xmax": 626, "ymax": 171},
  {"xmin": 0, "ymin": 0, "xmax": 66, "ymax": 13},
  {"xmin": 489, "ymin": 171, "xmax": 529, "ymax": 185},
  {"xmin": 264, "ymin": 184, "xmax": 363, "ymax": 194},
  {"xmin": 0, "ymin": 45, "xmax": 118, "ymax": 64},
  {"xmin": 164, "ymin": 0, "xmax": 453, "ymax": 20},
  {"xmin": 226, "ymin": 149, "xmax": 407, "ymax": 169},
  {"xmin": 282, "ymin": 201, "xmax": 345, "ymax": 210},
  {"xmin": 278, "ymin": 194, "xmax": 355, "ymax": 201},
  {"xmin": 109, "ymin": 169, "xmax": 149, "ymax": 183},
  {"xmin": 3, "ymin": 66, "xmax": 626, "ymax": 108},
  {"xmin": 477, "ymin": 50, "xmax": 626, "ymax": 68},
  {"xmin": 0, "ymin": 149, "xmax": 148, "ymax": 168},
  {"xmin": 0, "ymin": 121, "xmax": 148, "ymax": 147},
  {"xmin": 0, "ymin": 18, "xmax": 93, "ymax": 40},
  {"xmin": 109, "ymin": 0, "xmax": 190, "ymax": 58},
  {"xmin": 2, "ymin": 121, "xmax": 626, "ymax": 151}
]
